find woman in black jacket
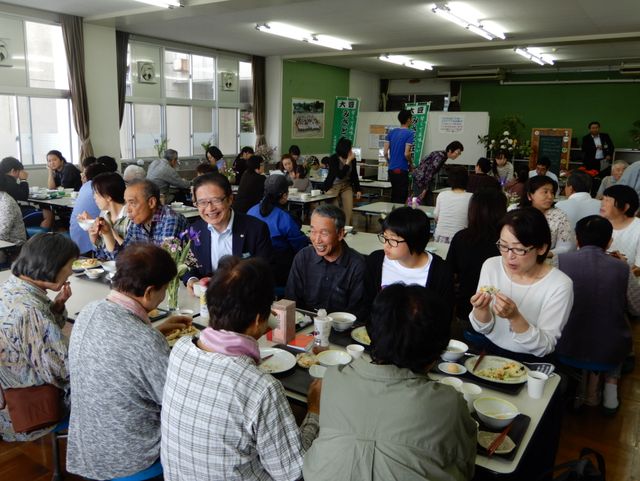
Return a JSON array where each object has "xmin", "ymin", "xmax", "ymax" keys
[{"xmin": 322, "ymin": 137, "xmax": 362, "ymax": 225}]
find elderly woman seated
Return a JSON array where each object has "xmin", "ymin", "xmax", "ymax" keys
[
  {"xmin": 161, "ymin": 256, "xmax": 320, "ymax": 480},
  {"xmin": 303, "ymin": 284, "xmax": 477, "ymax": 481},
  {"xmin": 0, "ymin": 233, "xmax": 78, "ymax": 441},
  {"xmin": 66, "ymin": 243, "xmax": 190, "ymax": 480}
]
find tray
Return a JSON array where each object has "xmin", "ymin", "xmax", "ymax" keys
[
  {"xmin": 270, "ymin": 344, "xmax": 313, "ymax": 396},
  {"xmin": 329, "ymin": 324, "xmax": 370, "ymax": 352},
  {"xmin": 433, "ymin": 362, "xmax": 525, "ymax": 395},
  {"xmin": 473, "ymin": 412, "xmax": 531, "ymax": 461}
]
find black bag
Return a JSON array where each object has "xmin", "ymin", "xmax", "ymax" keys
[{"xmin": 541, "ymin": 448, "xmax": 605, "ymax": 481}]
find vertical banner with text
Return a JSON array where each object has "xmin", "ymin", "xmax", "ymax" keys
[
  {"xmin": 404, "ymin": 102, "xmax": 430, "ymax": 166},
  {"xmin": 330, "ymin": 97, "xmax": 360, "ymax": 153}
]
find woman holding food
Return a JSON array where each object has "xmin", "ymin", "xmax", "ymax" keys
[
  {"xmin": 469, "ymin": 207, "xmax": 574, "ymax": 360},
  {"xmin": 0, "ymin": 233, "xmax": 78, "ymax": 441},
  {"xmin": 66, "ymin": 244, "xmax": 190, "ymax": 480}
]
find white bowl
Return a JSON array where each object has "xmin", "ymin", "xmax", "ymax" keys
[
  {"xmin": 329, "ymin": 312, "xmax": 356, "ymax": 332},
  {"xmin": 311, "ymin": 189, "xmax": 321, "ymax": 196},
  {"xmin": 474, "ymin": 397, "xmax": 520, "ymax": 429},
  {"xmin": 102, "ymin": 260, "xmax": 117, "ymax": 273},
  {"xmin": 439, "ymin": 376, "xmax": 463, "ymax": 391},
  {"xmin": 78, "ymin": 219, "xmax": 95, "ymax": 231},
  {"xmin": 316, "ymin": 350, "xmax": 352, "ymax": 367},
  {"xmin": 441, "ymin": 339, "xmax": 469, "ymax": 362},
  {"xmin": 171, "ymin": 202, "xmax": 184, "ymax": 209},
  {"xmin": 343, "ymin": 225, "xmax": 354, "ymax": 234},
  {"xmin": 84, "ymin": 268, "xmax": 104, "ymax": 279},
  {"xmin": 288, "ymin": 187, "xmax": 298, "ymax": 194},
  {"xmin": 309, "ymin": 365, "xmax": 327, "ymax": 379}
]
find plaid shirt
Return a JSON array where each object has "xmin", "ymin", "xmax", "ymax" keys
[
  {"xmin": 161, "ymin": 337, "xmax": 319, "ymax": 481},
  {"xmin": 413, "ymin": 150, "xmax": 447, "ymax": 191},
  {"xmin": 97, "ymin": 205, "xmax": 188, "ymax": 259}
]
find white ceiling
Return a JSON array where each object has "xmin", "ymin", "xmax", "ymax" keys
[{"xmin": 4, "ymin": 0, "xmax": 640, "ymax": 78}]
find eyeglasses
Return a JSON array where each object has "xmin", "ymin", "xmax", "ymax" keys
[
  {"xmin": 496, "ymin": 242, "xmax": 535, "ymax": 256},
  {"xmin": 195, "ymin": 197, "xmax": 227, "ymax": 208},
  {"xmin": 377, "ymin": 233, "xmax": 407, "ymax": 248}
]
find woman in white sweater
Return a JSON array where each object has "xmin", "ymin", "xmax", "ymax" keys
[
  {"xmin": 469, "ymin": 207, "xmax": 573, "ymax": 359},
  {"xmin": 433, "ymin": 166, "xmax": 472, "ymax": 243}
]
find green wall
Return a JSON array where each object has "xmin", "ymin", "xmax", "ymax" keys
[
  {"xmin": 461, "ymin": 74, "xmax": 640, "ymax": 148},
  {"xmin": 281, "ymin": 60, "xmax": 350, "ymax": 155}
]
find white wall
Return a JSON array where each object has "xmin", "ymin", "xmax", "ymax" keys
[
  {"xmin": 265, "ymin": 55, "xmax": 283, "ymax": 158},
  {"xmin": 83, "ymin": 23, "xmax": 120, "ymax": 160},
  {"xmin": 349, "ymin": 69, "xmax": 380, "ymax": 111}
]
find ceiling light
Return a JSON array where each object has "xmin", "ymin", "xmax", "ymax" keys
[
  {"xmin": 431, "ymin": 3, "xmax": 505, "ymax": 41},
  {"xmin": 514, "ymin": 47, "xmax": 555, "ymax": 66},
  {"xmin": 134, "ymin": 0, "xmax": 182, "ymax": 8},
  {"xmin": 256, "ymin": 23, "xmax": 352, "ymax": 50},
  {"xmin": 379, "ymin": 55, "xmax": 433, "ymax": 71},
  {"xmin": 308, "ymin": 35, "xmax": 352, "ymax": 51}
]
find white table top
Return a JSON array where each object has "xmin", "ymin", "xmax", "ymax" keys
[
  {"xmin": 358, "ymin": 180, "xmax": 391, "ymax": 189},
  {"xmin": 287, "ymin": 192, "xmax": 337, "ymax": 204},
  {"xmin": 353, "ymin": 202, "xmax": 435, "ymax": 218},
  {"xmin": 27, "ymin": 195, "xmax": 76, "ymax": 209}
]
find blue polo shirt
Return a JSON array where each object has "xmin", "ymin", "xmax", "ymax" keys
[{"xmin": 386, "ymin": 128, "xmax": 415, "ymax": 171}]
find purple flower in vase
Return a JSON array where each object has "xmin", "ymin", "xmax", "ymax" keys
[{"xmin": 179, "ymin": 227, "xmax": 201, "ymax": 246}]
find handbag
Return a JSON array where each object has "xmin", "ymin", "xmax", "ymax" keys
[
  {"xmin": 539, "ymin": 447, "xmax": 606, "ymax": 481},
  {"xmin": 3, "ymin": 384, "xmax": 63, "ymax": 434}
]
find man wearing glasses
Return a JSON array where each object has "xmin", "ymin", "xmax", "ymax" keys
[
  {"xmin": 184, "ymin": 173, "xmax": 271, "ymax": 291},
  {"xmin": 285, "ymin": 204, "xmax": 369, "ymax": 321}
]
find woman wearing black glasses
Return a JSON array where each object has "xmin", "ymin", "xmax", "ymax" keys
[
  {"xmin": 470, "ymin": 207, "xmax": 573, "ymax": 360},
  {"xmin": 365, "ymin": 206, "xmax": 454, "ymax": 326}
]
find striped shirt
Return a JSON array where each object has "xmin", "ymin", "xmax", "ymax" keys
[{"xmin": 161, "ymin": 337, "xmax": 319, "ymax": 481}]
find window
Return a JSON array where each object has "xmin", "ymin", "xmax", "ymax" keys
[
  {"xmin": 0, "ymin": 20, "xmax": 77, "ymax": 165},
  {"xmin": 219, "ymin": 108, "xmax": 239, "ymax": 154},
  {"xmin": 133, "ymin": 104, "xmax": 162, "ymax": 157},
  {"xmin": 166, "ymin": 105, "xmax": 191, "ymax": 155},
  {"xmin": 239, "ymin": 61, "xmax": 255, "ymax": 149}
]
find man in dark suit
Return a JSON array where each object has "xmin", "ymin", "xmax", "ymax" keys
[
  {"xmin": 184, "ymin": 173, "xmax": 272, "ymax": 291},
  {"xmin": 581, "ymin": 121, "xmax": 614, "ymax": 174}
]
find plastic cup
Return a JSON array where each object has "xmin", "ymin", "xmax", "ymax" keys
[
  {"xmin": 346, "ymin": 344, "xmax": 364, "ymax": 359},
  {"xmin": 460, "ymin": 383, "xmax": 482, "ymax": 412},
  {"xmin": 527, "ymin": 371, "xmax": 548, "ymax": 399},
  {"xmin": 314, "ymin": 316, "xmax": 333, "ymax": 347}
]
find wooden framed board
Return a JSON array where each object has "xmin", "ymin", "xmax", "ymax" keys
[{"xmin": 530, "ymin": 128, "xmax": 572, "ymax": 174}]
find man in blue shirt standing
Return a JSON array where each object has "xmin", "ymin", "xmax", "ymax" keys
[{"xmin": 383, "ymin": 109, "xmax": 414, "ymax": 203}]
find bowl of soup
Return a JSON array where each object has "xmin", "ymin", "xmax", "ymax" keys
[{"xmin": 441, "ymin": 339, "xmax": 468, "ymax": 362}]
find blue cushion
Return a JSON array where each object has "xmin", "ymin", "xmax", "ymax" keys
[
  {"xmin": 111, "ymin": 460, "xmax": 163, "ymax": 481},
  {"xmin": 556, "ymin": 355, "xmax": 617, "ymax": 372},
  {"xmin": 26, "ymin": 226, "xmax": 50, "ymax": 238}
]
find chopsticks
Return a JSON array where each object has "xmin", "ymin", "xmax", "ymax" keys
[
  {"xmin": 260, "ymin": 354, "xmax": 274, "ymax": 362},
  {"xmin": 472, "ymin": 350, "xmax": 486, "ymax": 372},
  {"xmin": 487, "ymin": 423, "xmax": 513, "ymax": 457}
]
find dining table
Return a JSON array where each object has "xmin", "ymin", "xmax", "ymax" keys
[
  {"xmin": 0, "ymin": 267, "xmax": 560, "ymax": 477},
  {"xmin": 353, "ymin": 201, "xmax": 435, "ymax": 230}
]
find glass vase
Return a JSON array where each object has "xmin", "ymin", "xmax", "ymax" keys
[{"xmin": 166, "ymin": 276, "xmax": 180, "ymax": 311}]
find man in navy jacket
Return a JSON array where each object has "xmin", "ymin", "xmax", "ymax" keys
[
  {"xmin": 581, "ymin": 121, "xmax": 614, "ymax": 174},
  {"xmin": 184, "ymin": 173, "xmax": 272, "ymax": 289}
]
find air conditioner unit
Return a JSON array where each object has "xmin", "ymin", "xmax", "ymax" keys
[
  {"xmin": 619, "ymin": 63, "xmax": 640, "ymax": 75},
  {"xmin": 436, "ymin": 68, "xmax": 504, "ymax": 80}
]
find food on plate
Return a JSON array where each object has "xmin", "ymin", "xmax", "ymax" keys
[
  {"xmin": 351, "ymin": 327, "xmax": 371, "ymax": 345},
  {"xmin": 73, "ymin": 258, "xmax": 100, "ymax": 270},
  {"xmin": 479, "ymin": 285, "xmax": 500, "ymax": 295},
  {"xmin": 296, "ymin": 352, "xmax": 319, "ymax": 368},
  {"xmin": 444, "ymin": 363, "xmax": 463, "ymax": 374},
  {"xmin": 165, "ymin": 325, "xmax": 200, "ymax": 347},
  {"xmin": 477, "ymin": 431, "xmax": 516, "ymax": 454},
  {"xmin": 476, "ymin": 361, "xmax": 526, "ymax": 381}
]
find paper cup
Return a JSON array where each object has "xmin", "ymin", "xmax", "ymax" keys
[
  {"xmin": 314, "ymin": 316, "xmax": 333, "ymax": 347},
  {"xmin": 346, "ymin": 344, "xmax": 364, "ymax": 359},
  {"xmin": 461, "ymin": 383, "xmax": 482, "ymax": 412},
  {"xmin": 527, "ymin": 371, "xmax": 548, "ymax": 399}
]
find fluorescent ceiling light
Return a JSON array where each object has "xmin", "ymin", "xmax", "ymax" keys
[
  {"xmin": 134, "ymin": 0, "xmax": 182, "ymax": 8},
  {"xmin": 431, "ymin": 3, "xmax": 505, "ymax": 41},
  {"xmin": 514, "ymin": 47, "xmax": 555, "ymax": 66},
  {"xmin": 256, "ymin": 22, "xmax": 352, "ymax": 50},
  {"xmin": 309, "ymin": 34, "xmax": 352, "ymax": 51},
  {"xmin": 379, "ymin": 55, "xmax": 433, "ymax": 71}
]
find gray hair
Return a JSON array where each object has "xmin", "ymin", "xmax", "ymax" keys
[
  {"xmin": 613, "ymin": 160, "xmax": 629, "ymax": 169},
  {"xmin": 127, "ymin": 178, "xmax": 160, "ymax": 202},
  {"xmin": 164, "ymin": 149, "xmax": 179, "ymax": 162},
  {"xmin": 312, "ymin": 204, "xmax": 346, "ymax": 231},
  {"xmin": 123, "ymin": 164, "xmax": 146, "ymax": 183},
  {"xmin": 12, "ymin": 233, "xmax": 79, "ymax": 283}
]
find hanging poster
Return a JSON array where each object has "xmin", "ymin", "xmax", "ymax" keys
[
  {"xmin": 330, "ymin": 97, "xmax": 360, "ymax": 153},
  {"xmin": 404, "ymin": 102, "xmax": 430, "ymax": 166},
  {"xmin": 292, "ymin": 98, "xmax": 325, "ymax": 139}
]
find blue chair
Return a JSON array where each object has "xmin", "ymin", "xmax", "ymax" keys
[
  {"xmin": 556, "ymin": 355, "xmax": 618, "ymax": 409},
  {"xmin": 111, "ymin": 460, "xmax": 163, "ymax": 481}
]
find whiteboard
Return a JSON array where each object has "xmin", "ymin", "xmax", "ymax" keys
[{"xmin": 355, "ymin": 111, "xmax": 490, "ymax": 166}]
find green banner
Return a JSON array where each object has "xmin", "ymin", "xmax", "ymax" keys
[
  {"xmin": 330, "ymin": 97, "xmax": 360, "ymax": 153},
  {"xmin": 404, "ymin": 102, "xmax": 430, "ymax": 166}
]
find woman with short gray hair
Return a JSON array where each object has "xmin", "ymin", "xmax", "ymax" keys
[{"xmin": 0, "ymin": 233, "xmax": 79, "ymax": 441}]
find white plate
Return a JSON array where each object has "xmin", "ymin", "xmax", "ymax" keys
[
  {"xmin": 350, "ymin": 326, "xmax": 371, "ymax": 346},
  {"xmin": 258, "ymin": 348, "xmax": 296, "ymax": 374},
  {"xmin": 438, "ymin": 362, "xmax": 467, "ymax": 376},
  {"xmin": 465, "ymin": 355, "xmax": 528, "ymax": 384}
]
